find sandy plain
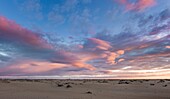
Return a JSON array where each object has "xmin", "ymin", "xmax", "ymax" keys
[{"xmin": 0, "ymin": 79, "xmax": 170, "ymax": 99}]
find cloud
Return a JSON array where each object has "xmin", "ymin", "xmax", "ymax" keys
[
  {"xmin": 106, "ymin": 65, "xmax": 170, "ymax": 79},
  {"xmin": 117, "ymin": 0, "xmax": 156, "ymax": 11},
  {"xmin": 118, "ymin": 58, "xmax": 125, "ymax": 62},
  {"xmin": 50, "ymin": 50, "xmax": 96, "ymax": 70},
  {"xmin": 105, "ymin": 50, "xmax": 125, "ymax": 65},
  {"xmin": 81, "ymin": 0, "xmax": 92, "ymax": 4},
  {"xmin": 0, "ymin": 60, "xmax": 67, "ymax": 75},
  {"xmin": 149, "ymin": 24, "xmax": 170, "ymax": 35},
  {"xmin": 87, "ymin": 8, "xmax": 170, "ymax": 70},
  {"xmin": 17, "ymin": 0, "xmax": 43, "ymax": 20},
  {"xmin": 69, "ymin": 8, "xmax": 95, "ymax": 35},
  {"xmin": 0, "ymin": 16, "xmax": 98, "ymax": 75},
  {"xmin": 60, "ymin": 0, "xmax": 79, "ymax": 12},
  {"xmin": 0, "ymin": 50, "xmax": 96, "ymax": 76},
  {"xmin": 48, "ymin": 12, "xmax": 65, "ymax": 24},
  {"xmin": 82, "ymin": 38, "xmax": 125, "ymax": 65},
  {"xmin": 46, "ymin": 0, "xmax": 95, "ymax": 33},
  {"xmin": 166, "ymin": 46, "xmax": 170, "ymax": 49},
  {"xmin": 158, "ymin": 8, "xmax": 170, "ymax": 21},
  {"xmin": 86, "ymin": 38, "xmax": 112, "ymax": 50},
  {"xmin": 0, "ymin": 5, "xmax": 170, "ymax": 78},
  {"xmin": 0, "ymin": 16, "xmax": 51, "ymax": 49}
]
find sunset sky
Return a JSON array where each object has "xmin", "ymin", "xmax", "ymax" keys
[{"xmin": 0, "ymin": 0, "xmax": 170, "ymax": 79}]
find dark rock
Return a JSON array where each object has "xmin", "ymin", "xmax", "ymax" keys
[
  {"xmin": 33, "ymin": 80, "xmax": 40, "ymax": 82},
  {"xmin": 143, "ymin": 80, "xmax": 149, "ymax": 82},
  {"xmin": 150, "ymin": 83, "xmax": 155, "ymax": 86},
  {"xmin": 157, "ymin": 80, "xmax": 165, "ymax": 83},
  {"xmin": 98, "ymin": 80, "xmax": 108, "ymax": 83},
  {"xmin": 118, "ymin": 80, "xmax": 130, "ymax": 84},
  {"xmin": 129, "ymin": 80, "xmax": 134, "ymax": 82},
  {"xmin": 57, "ymin": 84, "xmax": 64, "ymax": 87},
  {"xmin": 86, "ymin": 91, "xmax": 92, "ymax": 94},
  {"xmin": 163, "ymin": 85, "xmax": 167, "ymax": 87},
  {"xmin": 66, "ymin": 85, "xmax": 72, "ymax": 88},
  {"xmin": 138, "ymin": 80, "xmax": 143, "ymax": 83},
  {"xmin": 1, "ymin": 80, "xmax": 10, "ymax": 83}
]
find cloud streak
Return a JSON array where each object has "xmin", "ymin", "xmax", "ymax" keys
[
  {"xmin": 0, "ymin": 16, "xmax": 51, "ymax": 49},
  {"xmin": 118, "ymin": 0, "xmax": 156, "ymax": 11}
]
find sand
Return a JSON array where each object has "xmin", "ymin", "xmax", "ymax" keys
[{"xmin": 0, "ymin": 79, "xmax": 170, "ymax": 99}]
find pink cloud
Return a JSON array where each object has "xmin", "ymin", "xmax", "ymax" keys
[
  {"xmin": 77, "ymin": 44, "xmax": 84, "ymax": 49},
  {"xmin": 88, "ymin": 38, "xmax": 112, "ymax": 50},
  {"xmin": 105, "ymin": 50, "xmax": 125, "ymax": 65},
  {"xmin": 0, "ymin": 16, "xmax": 51, "ymax": 49},
  {"xmin": 118, "ymin": 0, "xmax": 156, "ymax": 11},
  {"xmin": 0, "ymin": 56, "xmax": 96, "ymax": 75},
  {"xmin": 165, "ymin": 46, "xmax": 170, "ymax": 49},
  {"xmin": 9, "ymin": 61, "xmax": 67, "ymax": 73},
  {"xmin": 117, "ymin": 50, "xmax": 125, "ymax": 55},
  {"xmin": 52, "ymin": 50, "xmax": 96, "ymax": 70},
  {"xmin": 118, "ymin": 58, "xmax": 125, "ymax": 62},
  {"xmin": 71, "ymin": 62, "xmax": 96, "ymax": 70},
  {"xmin": 83, "ymin": 38, "xmax": 125, "ymax": 65}
]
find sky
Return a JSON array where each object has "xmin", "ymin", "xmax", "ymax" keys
[{"xmin": 0, "ymin": 0, "xmax": 170, "ymax": 79}]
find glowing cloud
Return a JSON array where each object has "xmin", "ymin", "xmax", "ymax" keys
[
  {"xmin": 88, "ymin": 38, "xmax": 112, "ymax": 50},
  {"xmin": 118, "ymin": 0, "xmax": 156, "ymax": 11},
  {"xmin": 118, "ymin": 58, "xmax": 125, "ymax": 62},
  {"xmin": 166, "ymin": 46, "xmax": 170, "ymax": 49},
  {"xmin": 9, "ymin": 60, "xmax": 67, "ymax": 73},
  {"xmin": 105, "ymin": 50, "xmax": 125, "ymax": 65},
  {"xmin": 0, "ymin": 16, "xmax": 51, "ymax": 49}
]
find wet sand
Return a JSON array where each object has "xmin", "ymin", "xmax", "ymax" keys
[{"xmin": 0, "ymin": 79, "xmax": 170, "ymax": 99}]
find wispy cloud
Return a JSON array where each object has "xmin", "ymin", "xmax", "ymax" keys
[
  {"xmin": 166, "ymin": 46, "xmax": 170, "ymax": 49},
  {"xmin": 117, "ymin": 0, "xmax": 156, "ymax": 12},
  {"xmin": 86, "ymin": 38, "xmax": 112, "ymax": 50},
  {"xmin": 0, "ymin": 16, "xmax": 50, "ymax": 49}
]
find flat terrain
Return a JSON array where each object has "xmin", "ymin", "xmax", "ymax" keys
[{"xmin": 0, "ymin": 79, "xmax": 170, "ymax": 99}]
